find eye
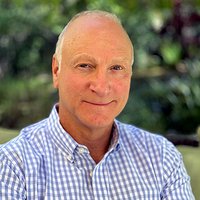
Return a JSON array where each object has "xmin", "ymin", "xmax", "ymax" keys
[
  {"xmin": 110, "ymin": 65, "xmax": 124, "ymax": 71},
  {"xmin": 76, "ymin": 63, "xmax": 95, "ymax": 71},
  {"xmin": 78, "ymin": 63, "xmax": 91, "ymax": 68}
]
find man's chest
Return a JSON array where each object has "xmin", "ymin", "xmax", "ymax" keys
[{"xmin": 25, "ymin": 150, "xmax": 161, "ymax": 200}]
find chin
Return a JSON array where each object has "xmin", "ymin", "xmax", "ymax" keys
[{"xmin": 81, "ymin": 115, "xmax": 114, "ymax": 129}]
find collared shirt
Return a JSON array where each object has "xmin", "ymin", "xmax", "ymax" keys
[{"xmin": 0, "ymin": 106, "xmax": 194, "ymax": 200}]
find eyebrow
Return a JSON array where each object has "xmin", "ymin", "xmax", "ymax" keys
[
  {"xmin": 70, "ymin": 53, "xmax": 131, "ymax": 66},
  {"xmin": 70, "ymin": 54, "xmax": 97, "ymax": 65},
  {"xmin": 110, "ymin": 57, "xmax": 130, "ymax": 65}
]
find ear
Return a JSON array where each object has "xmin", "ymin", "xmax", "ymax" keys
[{"xmin": 52, "ymin": 54, "xmax": 60, "ymax": 89}]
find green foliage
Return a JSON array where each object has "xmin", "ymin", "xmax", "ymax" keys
[
  {"xmin": 160, "ymin": 40, "xmax": 182, "ymax": 66},
  {"xmin": 0, "ymin": 75, "xmax": 56, "ymax": 129},
  {"xmin": 0, "ymin": 0, "xmax": 87, "ymax": 77},
  {"xmin": 119, "ymin": 59, "xmax": 200, "ymax": 134},
  {"xmin": 0, "ymin": 0, "xmax": 200, "ymax": 135},
  {"xmin": 151, "ymin": 60, "xmax": 200, "ymax": 134},
  {"xmin": 0, "ymin": 1, "xmax": 55, "ymax": 76}
]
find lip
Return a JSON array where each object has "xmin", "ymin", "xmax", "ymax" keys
[{"xmin": 83, "ymin": 100, "xmax": 114, "ymax": 106}]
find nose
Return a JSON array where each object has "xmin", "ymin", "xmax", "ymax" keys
[{"xmin": 89, "ymin": 70, "xmax": 111, "ymax": 97}]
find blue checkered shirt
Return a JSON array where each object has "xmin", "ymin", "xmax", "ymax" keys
[{"xmin": 0, "ymin": 106, "xmax": 194, "ymax": 199}]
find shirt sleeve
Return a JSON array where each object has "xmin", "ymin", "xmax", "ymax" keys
[
  {"xmin": 0, "ymin": 152, "xmax": 26, "ymax": 200},
  {"xmin": 161, "ymin": 141, "xmax": 195, "ymax": 200}
]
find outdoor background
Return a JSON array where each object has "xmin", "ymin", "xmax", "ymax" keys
[{"xmin": 0, "ymin": 0, "xmax": 200, "ymax": 198}]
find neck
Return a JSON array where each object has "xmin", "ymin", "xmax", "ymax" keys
[
  {"xmin": 79, "ymin": 131, "xmax": 112, "ymax": 163},
  {"xmin": 68, "ymin": 125, "xmax": 113, "ymax": 163},
  {"xmin": 58, "ymin": 109, "xmax": 113, "ymax": 163}
]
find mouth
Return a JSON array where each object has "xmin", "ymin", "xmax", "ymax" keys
[{"xmin": 83, "ymin": 100, "xmax": 115, "ymax": 106}]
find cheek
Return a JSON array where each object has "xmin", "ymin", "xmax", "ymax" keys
[
  {"xmin": 114, "ymin": 78, "xmax": 131, "ymax": 95},
  {"xmin": 59, "ymin": 72, "xmax": 83, "ymax": 91},
  {"xmin": 116, "ymin": 80, "xmax": 131, "ymax": 107}
]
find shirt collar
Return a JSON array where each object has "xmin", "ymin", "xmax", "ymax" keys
[
  {"xmin": 47, "ymin": 104, "xmax": 78, "ymax": 160},
  {"xmin": 108, "ymin": 121, "xmax": 120, "ymax": 152}
]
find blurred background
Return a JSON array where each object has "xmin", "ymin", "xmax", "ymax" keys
[{"xmin": 0, "ymin": 0, "xmax": 200, "ymax": 198}]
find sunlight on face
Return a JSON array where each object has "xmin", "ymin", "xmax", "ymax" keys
[{"xmin": 53, "ymin": 14, "xmax": 133, "ymax": 131}]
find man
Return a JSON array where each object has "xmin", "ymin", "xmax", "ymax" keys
[{"xmin": 0, "ymin": 10, "xmax": 194, "ymax": 199}]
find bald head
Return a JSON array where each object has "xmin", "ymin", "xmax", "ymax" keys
[{"xmin": 54, "ymin": 10, "xmax": 134, "ymax": 67}]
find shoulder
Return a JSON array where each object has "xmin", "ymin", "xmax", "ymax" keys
[
  {"xmin": 116, "ymin": 121, "xmax": 188, "ymax": 186},
  {"xmin": 0, "ymin": 118, "xmax": 48, "ymax": 168},
  {"xmin": 0, "ymin": 119, "xmax": 48, "ymax": 199},
  {"xmin": 116, "ymin": 120, "xmax": 182, "ymax": 164},
  {"xmin": 116, "ymin": 120, "xmax": 168, "ymax": 148}
]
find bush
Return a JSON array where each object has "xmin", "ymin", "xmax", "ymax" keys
[
  {"xmin": 0, "ymin": 0, "xmax": 199, "ymax": 135},
  {"xmin": 0, "ymin": 75, "xmax": 57, "ymax": 129},
  {"xmin": 119, "ymin": 59, "xmax": 200, "ymax": 135}
]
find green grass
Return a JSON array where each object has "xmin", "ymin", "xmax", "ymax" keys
[
  {"xmin": 0, "ymin": 128, "xmax": 199, "ymax": 199},
  {"xmin": 0, "ymin": 128, "xmax": 19, "ymax": 144},
  {"xmin": 178, "ymin": 146, "xmax": 200, "ymax": 199}
]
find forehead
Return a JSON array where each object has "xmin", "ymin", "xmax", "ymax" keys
[
  {"xmin": 60, "ymin": 14, "xmax": 133, "ymax": 64},
  {"xmin": 63, "ymin": 14, "xmax": 131, "ymax": 46},
  {"xmin": 63, "ymin": 15, "xmax": 132, "ymax": 47},
  {"xmin": 68, "ymin": 13, "xmax": 121, "ymax": 32}
]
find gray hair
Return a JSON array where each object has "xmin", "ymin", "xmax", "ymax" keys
[{"xmin": 54, "ymin": 10, "xmax": 123, "ymax": 66}]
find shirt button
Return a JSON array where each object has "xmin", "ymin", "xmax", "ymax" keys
[
  {"xmin": 90, "ymin": 171, "xmax": 93, "ymax": 177},
  {"xmin": 67, "ymin": 154, "xmax": 73, "ymax": 162},
  {"xmin": 78, "ymin": 147, "xmax": 86, "ymax": 154}
]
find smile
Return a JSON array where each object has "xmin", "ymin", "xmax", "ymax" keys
[{"xmin": 83, "ymin": 101, "xmax": 114, "ymax": 106}]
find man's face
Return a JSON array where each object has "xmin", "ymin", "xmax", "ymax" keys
[{"xmin": 53, "ymin": 15, "xmax": 133, "ymax": 131}]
